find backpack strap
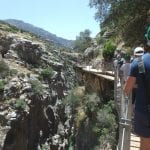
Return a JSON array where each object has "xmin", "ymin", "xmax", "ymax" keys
[
  {"xmin": 145, "ymin": 25, "xmax": 150, "ymax": 41},
  {"xmin": 138, "ymin": 57, "xmax": 150, "ymax": 112}
]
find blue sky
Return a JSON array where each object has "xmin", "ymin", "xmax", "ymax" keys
[{"xmin": 0, "ymin": 0, "xmax": 100, "ymax": 40}]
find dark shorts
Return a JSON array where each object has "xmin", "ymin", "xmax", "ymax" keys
[
  {"xmin": 134, "ymin": 110, "xmax": 150, "ymax": 137},
  {"xmin": 132, "ymin": 88, "xmax": 136, "ymax": 104}
]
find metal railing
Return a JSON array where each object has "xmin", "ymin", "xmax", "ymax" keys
[{"xmin": 114, "ymin": 66, "xmax": 132, "ymax": 150}]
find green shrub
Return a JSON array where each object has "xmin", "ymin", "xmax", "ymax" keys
[
  {"xmin": 0, "ymin": 80, "xmax": 6, "ymax": 92},
  {"xmin": 96, "ymin": 36, "xmax": 106, "ymax": 45},
  {"xmin": 41, "ymin": 144, "xmax": 49, "ymax": 150},
  {"xmin": 15, "ymin": 99, "xmax": 27, "ymax": 110},
  {"xmin": 9, "ymin": 69, "xmax": 18, "ymax": 76},
  {"xmin": 102, "ymin": 41, "xmax": 116, "ymax": 61},
  {"xmin": 74, "ymin": 29, "xmax": 92, "ymax": 53},
  {"xmin": 26, "ymin": 73, "xmax": 30, "ymax": 78},
  {"xmin": 100, "ymin": 28, "xmax": 107, "ymax": 36},
  {"xmin": 40, "ymin": 67, "xmax": 54, "ymax": 80},
  {"xmin": 93, "ymin": 101, "xmax": 118, "ymax": 148},
  {"xmin": 64, "ymin": 89, "xmax": 81, "ymax": 109},
  {"xmin": 63, "ymin": 86, "xmax": 85, "ymax": 114},
  {"xmin": 83, "ymin": 93, "xmax": 101, "ymax": 118},
  {"xmin": 29, "ymin": 79, "xmax": 43, "ymax": 95},
  {"xmin": 0, "ymin": 60, "xmax": 9, "ymax": 78},
  {"xmin": 18, "ymin": 73, "xmax": 25, "ymax": 78}
]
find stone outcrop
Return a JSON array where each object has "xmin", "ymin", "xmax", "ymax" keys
[
  {"xmin": 83, "ymin": 45, "xmax": 102, "ymax": 65},
  {"xmin": 0, "ymin": 33, "xmax": 13, "ymax": 58},
  {"xmin": 12, "ymin": 39, "xmax": 42, "ymax": 65}
]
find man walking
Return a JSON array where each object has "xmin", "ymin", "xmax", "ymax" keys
[{"xmin": 124, "ymin": 45, "xmax": 150, "ymax": 150}]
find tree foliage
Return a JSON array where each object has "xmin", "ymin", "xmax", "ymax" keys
[
  {"xmin": 89, "ymin": 0, "xmax": 150, "ymax": 24},
  {"xmin": 74, "ymin": 29, "xmax": 92, "ymax": 53},
  {"xmin": 89, "ymin": 0, "xmax": 150, "ymax": 46},
  {"xmin": 89, "ymin": 0, "xmax": 117, "ymax": 23}
]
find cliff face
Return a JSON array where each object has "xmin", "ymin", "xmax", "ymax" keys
[
  {"xmin": 0, "ymin": 22, "xmax": 76, "ymax": 149},
  {"xmin": 0, "ymin": 21, "xmax": 118, "ymax": 150}
]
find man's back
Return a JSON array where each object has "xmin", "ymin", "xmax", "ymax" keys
[{"xmin": 130, "ymin": 53, "xmax": 150, "ymax": 113}]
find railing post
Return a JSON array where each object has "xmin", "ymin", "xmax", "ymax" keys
[
  {"xmin": 114, "ymin": 65, "xmax": 120, "ymax": 116},
  {"xmin": 117, "ymin": 93, "xmax": 132, "ymax": 150}
]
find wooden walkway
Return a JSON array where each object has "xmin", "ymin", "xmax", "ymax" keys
[{"xmin": 77, "ymin": 65, "xmax": 115, "ymax": 81}]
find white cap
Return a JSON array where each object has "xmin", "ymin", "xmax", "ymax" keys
[{"xmin": 134, "ymin": 47, "xmax": 144, "ymax": 56}]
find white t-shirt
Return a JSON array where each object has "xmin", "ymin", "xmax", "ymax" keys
[
  {"xmin": 120, "ymin": 62, "xmax": 131, "ymax": 82},
  {"xmin": 113, "ymin": 59, "xmax": 118, "ymax": 68}
]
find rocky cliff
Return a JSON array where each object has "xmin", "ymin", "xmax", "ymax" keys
[{"xmin": 0, "ymin": 21, "xmax": 77, "ymax": 150}]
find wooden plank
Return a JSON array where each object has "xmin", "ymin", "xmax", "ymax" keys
[
  {"xmin": 82, "ymin": 67, "xmax": 114, "ymax": 81},
  {"xmin": 75, "ymin": 65, "xmax": 115, "ymax": 81},
  {"xmin": 130, "ymin": 147, "xmax": 140, "ymax": 150},
  {"xmin": 93, "ymin": 73, "xmax": 114, "ymax": 81},
  {"xmin": 130, "ymin": 133, "xmax": 140, "ymax": 150},
  {"xmin": 130, "ymin": 137, "xmax": 140, "ymax": 142},
  {"xmin": 130, "ymin": 141, "xmax": 140, "ymax": 147},
  {"xmin": 82, "ymin": 67, "xmax": 103, "ymax": 73}
]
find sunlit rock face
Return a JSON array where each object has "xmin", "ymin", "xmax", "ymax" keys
[
  {"xmin": 0, "ymin": 28, "xmax": 76, "ymax": 149},
  {"xmin": 12, "ymin": 39, "xmax": 42, "ymax": 65}
]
